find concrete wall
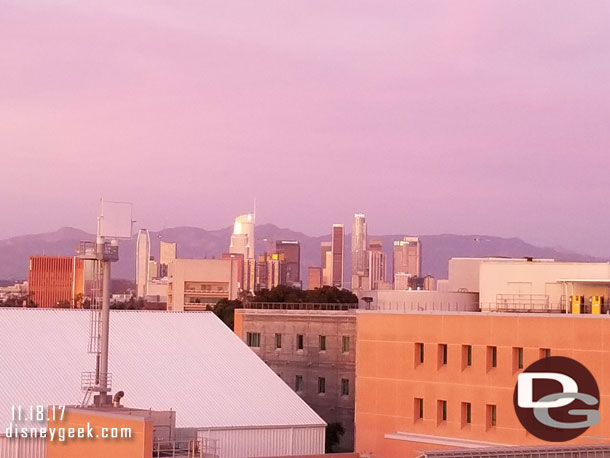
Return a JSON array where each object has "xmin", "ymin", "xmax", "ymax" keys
[
  {"xmin": 447, "ymin": 258, "xmax": 484, "ymax": 293},
  {"xmin": 358, "ymin": 290, "xmax": 479, "ymax": 312},
  {"xmin": 355, "ymin": 311, "xmax": 610, "ymax": 457},
  {"xmin": 168, "ymin": 258, "xmax": 238, "ymax": 311},
  {"xmin": 478, "ymin": 260, "xmax": 610, "ymax": 311},
  {"xmin": 234, "ymin": 309, "xmax": 356, "ymax": 452}
]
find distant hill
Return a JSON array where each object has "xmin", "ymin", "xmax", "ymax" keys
[{"xmin": 0, "ymin": 225, "xmax": 605, "ymax": 285}]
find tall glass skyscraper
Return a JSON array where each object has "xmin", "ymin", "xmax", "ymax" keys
[
  {"xmin": 351, "ymin": 213, "xmax": 368, "ymax": 277},
  {"xmin": 136, "ymin": 228, "xmax": 150, "ymax": 298},
  {"xmin": 230, "ymin": 213, "xmax": 255, "ymax": 292}
]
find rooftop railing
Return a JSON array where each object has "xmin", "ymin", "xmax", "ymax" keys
[
  {"xmin": 153, "ymin": 439, "xmax": 219, "ymax": 458},
  {"xmin": 243, "ymin": 302, "xmax": 359, "ymax": 311}
]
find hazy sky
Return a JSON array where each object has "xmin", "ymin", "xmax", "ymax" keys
[{"xmin": 2, "ymin": 1, "xmax": 610, "ymax": 256}]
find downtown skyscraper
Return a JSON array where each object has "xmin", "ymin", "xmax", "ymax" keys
[
  {"xmin": 351, "ymin": 213, "xmax": 368, "ymax": 290},
  {"xmin": 331, "ymin": 224, "xmax": 345, "ymax": 288},
  {"xmin": 229, "ymin": 213, "xmax": 255, "ymax": 292},
  {"xmin": 136, "ymin": 228, "xmax": 151, "ymax": 298}
]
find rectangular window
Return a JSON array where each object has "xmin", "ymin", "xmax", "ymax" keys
[
  {"xmin": 414, "ymin": 398, "xmax": 424, "ymax": 420},
  {"xmin": 341, "ymin": 378, "xmax": 349, "ymax": 396},
  {"xmin": 440, "ymin": 344, "xmax": 448, "ymax": 365},
  {"xmin": 319, "ymin": 335, "xmax": 327, "ymax": 351},
  {"xmin": 438, "ymin": 400, "xmax": 447, "ymax": 423},
  {"xmin": 297, "ymin": 334, "xmax": 304, "ymax": 350},
  {"xmin": 540, "ymin": 348, "xmax": 551, "ymax": 358},
  {"xmin": 318, "ymin": 377, "xmax": 326, "ymax": 394},
  {"xmin": 462, "ymin": 402, "xmax": 472, "ymax": 426},
  {"xmin": 275, "ymin": 333, "xmax": 282, "ymax": 349},
  {"xmin": 295, "ymin": 375, "xmax": 303, "ymax": 392},
  {"xmin": 416, "ymin": 342, "xmax": 425, "ymax": 365},
  {"xmin": 342, "ymin": 336, "xmax": 350, "ymax": 353},
  {"xmin": 462, "ymin": 345, "xmax": 472, "ymax": 368},
  {"xmin": 342, "ymin": 336, "xmax": 349, "ymax": 353},
  {"xmin": 487, "ymin": 404, "xmax": 497, "ymax": 429},
  {"xmin": 513, "ymin": 347, "xmax": 524, "ymax": 371},
  {"xmin": 487, "ymin": 346, "xmax": 497, "ymax": 371},
  {"xmin": 246, "ymin": 332, "xmax": 260, "ymax": 348}
]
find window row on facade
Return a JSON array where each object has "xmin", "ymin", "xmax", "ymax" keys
[
  {"xmin": 246, "ymin": 332, "xmax": 351, "ymax": 353},
  {"xmin": 414, "ymin": 398, "xmax": 497, "ymax": 429},
  {"xmin": 414, "ymin": 343, "xmax": 551, "ymax": 371},
  {"xmin": 288, "ymin": 374, "xmax": 351, "ymax": 397}
]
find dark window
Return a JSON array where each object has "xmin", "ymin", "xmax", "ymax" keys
[
  {"xmin": 246, "ymin": 332, "xmax": 260, "ymax": 348},
  {"xmin": 415, "ymin": 398, "xmax": 424, "ymax": 420},
  {"xmin": 319, "ymin": 335, "xmax": 327, "ymax": 351},
  {"xmin": 440, "ymin": 344, "xmax": 448, "ymax": 365},
  {"xmin": 341, "ymin": 378, "xmax": 349, "ymax": 396},
  {"xmin": 438, "ymin": 400, "xmax": 447, "ymax": 422},
  {"xmin": 318, "ymin": 377, "xmax": 326, "ymax": 394},
  {"xmin": 463, "ymin": 345, "xmax": 472, "ymax": 368},
  {"xmin": 487, "ymin": 404, "xmax": 497, "ymax": 428},
  {"xmin": 297, "ymin": 334, "xmax": 304, "ymax": 350},
  {"xmin": 275, "ymin": 333, "xmax": 282, "ymax": 349},
  {"xmin": 342, "ymin": 336, "xmax": 350, "ymax": 353},
  {"xmin": 462, "ymin": 402, "xmax": 472, "ymax": 425},
  {"xmin": 295, "ymin": 375, "xmax": 303, "ymax": 392}
]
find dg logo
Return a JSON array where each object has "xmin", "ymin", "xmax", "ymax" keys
[{"xmin": 513, "ymin": 356, "xmax": 600, "ymax": 442}]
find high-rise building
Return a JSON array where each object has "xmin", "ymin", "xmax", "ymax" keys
[
  {"xmin": 307, "ymin": 267, "xmax": 323, "ymax": 290},
  {"xmin": 321, "ymin": 242, "xmax": 332, "ymax": 286},
  {"xmin": 393, "ymin": 236, "xmax": 421, "ymax": 287},
  {"xmin": 148, "ymin": 257, "xmax": 158, "ymax": 281},
  {"xmin": 136, "ymin": 228, "xmax": 151, "ymax": 298},
  {"xmin": 367, "ymin": 239, "xmax": 386, "ymax": 290},
  {"xmin": 221, "ymin": 252, "xmax": 245, "ymax": 291},
  {"xmin": 351, "ymin": 213, "xmax": 367, "ymax": 277},
  {"xmin": 167, "ymin": 258, "xmax": 239, "ymax": 311},
  {"xmin": 256, "ymin": 253, "xmax": 283, "ymax": 290},
  {"xmin": 275, "ymin": 240, "xmax": 301, "ymax": 286},
  {"xmin": 331, "ymin": 224, "xmax": 345, "ymax": 288},
  {"xmin": 28, "ymin": 256, "xmax": 84, "ymax": 308},
  {"xmin": 159, "ymin": 241, "xmax": 177, "ymax": 277},
  {"xmin": 229, "ymin": 213, "xmax": 255, "ymax": 292}
]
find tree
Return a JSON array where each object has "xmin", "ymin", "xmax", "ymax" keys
[
  {"xmin": 209, "ymin": 299, "xmax": 243, "ymax": 330},
  {"xmin": 325, "ymin": 422, "xmax": 345, "ymax": 453},
  {"xmin": 250, "ymin": 285, "xmax": 358, "ymax": 304}
]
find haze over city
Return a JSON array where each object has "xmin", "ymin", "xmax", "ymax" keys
[{"xmin": 3, "ymin": 1, "xmax": 610, "ymax": 257}]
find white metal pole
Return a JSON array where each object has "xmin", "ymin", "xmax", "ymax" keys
[{"xmin": 100, "ymin": 258, "xmax": 111, "ymax": 402}]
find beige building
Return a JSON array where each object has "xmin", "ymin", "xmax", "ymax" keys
[
  {"xmin": 234, "ymin": 305, "xmax": 357, "ymax": 452},
  {"xmin": 393, "ymin": 236, "xmax": 421, "ymax": 284},
  {"xmin": 159, "ymin": 241, "xmax": 177, "ymax": 277},
  {"xmin": 448, "ymin": 257, "xmax": 610, "ymax": 312},
  {"xmin": 357, "ymin": 289, "xmax": 479, "ymax": 312},
  {"xmin": 167, "ymin": 259, "xmax": 239, "ymax": 311}
]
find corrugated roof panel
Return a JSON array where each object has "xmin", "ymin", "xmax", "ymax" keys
[{"xmin": 0, "ymin": 309, "xmax": 325, "ymax": 429}]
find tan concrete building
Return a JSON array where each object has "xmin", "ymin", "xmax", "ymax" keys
[
  {"xmin": 167, "ymin": 259, "xmax": 239, "ymax": 311},
  {"xmin": 234, "ymin": 305, "xmax": 357, "ymax": 452},
  {"xmin": 159, "ymin": 241, "xmax": 177, "ymax": 277},
  {"xmin": 357, "ymin": 289, "xmax": 479, "ymax": 312},
  {"xmin": 448, "ymin": 257, "xmax": 610, "ymax": 312}
]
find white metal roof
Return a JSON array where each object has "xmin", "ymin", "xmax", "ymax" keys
[{"xmin": 0, "ymin": 309, "xmax": 325, "ymax": 429}]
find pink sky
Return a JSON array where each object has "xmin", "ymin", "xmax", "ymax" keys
[{"xmin": 2, "ymin": 1, "xmax": 610, "ymax": 255}]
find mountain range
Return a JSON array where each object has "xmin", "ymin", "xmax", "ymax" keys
[{"xmin": 0, "ymin": 225, "xmax": 605, "ymax": 284}]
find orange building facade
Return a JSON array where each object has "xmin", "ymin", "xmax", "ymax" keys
[
  {"xmin": 29, "ymin": 256, "xmax": 84, "ymax": 308},
  {"xmin": 355, "ymin": 311, "xmax": 610, "ymax": 457},
  {"xmin": 47, "ymin": 408, "xmax": 153, "ymax": 458}
]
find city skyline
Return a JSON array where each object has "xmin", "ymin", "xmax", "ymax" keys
[{"xmin": 3, "ymin": 1, "xmax": 610, "ymax": 258}]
